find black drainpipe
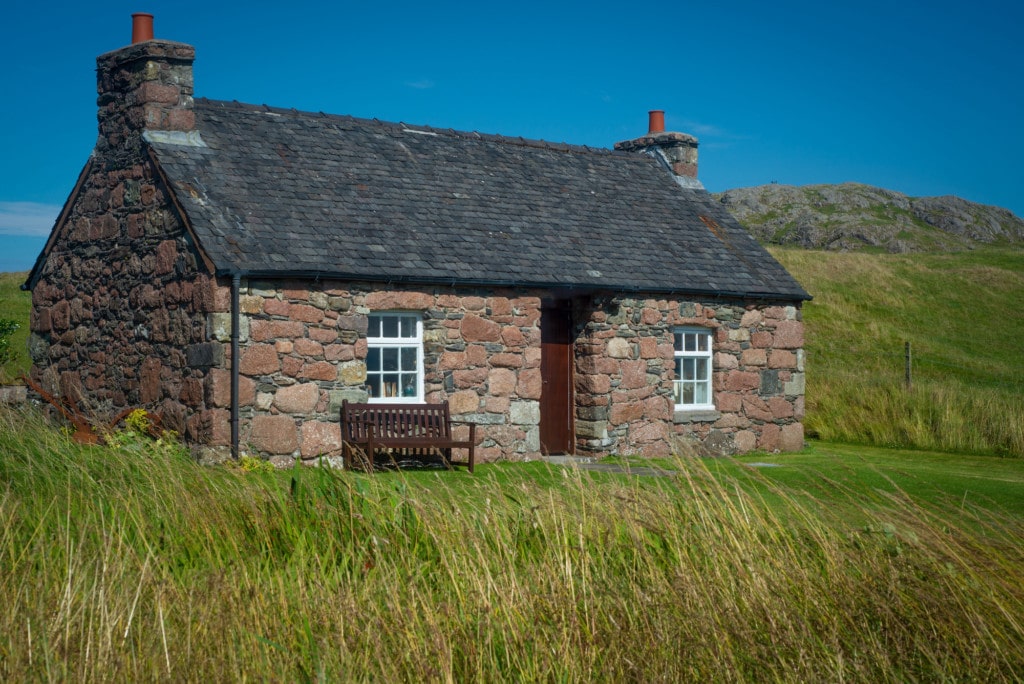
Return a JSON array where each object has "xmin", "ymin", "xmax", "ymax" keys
[{"xmin": 231, "ymin": 273, "xmax": 241, "ymax": 459}]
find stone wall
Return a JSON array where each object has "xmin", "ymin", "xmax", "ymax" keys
[
  {"xmin": 28, "ymin": 162, "xmax": 218, "ymax": 435},
  {"xmin": 31, "ymin": 247, "xmax": 805, "ymax": 462},
  {"xmin": 574, "ymin": 296, "xmax": 804, "ymax": 457},
  {"xmin": 212, "ymin": 281, "xmax": 545, "ymax": 465},
  {"xmin": 222, "ymin": 285, "xmax": 804, "ymax": 464}
]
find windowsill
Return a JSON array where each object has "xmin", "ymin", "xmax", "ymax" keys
[{"xmin": 674, "ymin": 409, "xmax": 721, "ymax": 424}]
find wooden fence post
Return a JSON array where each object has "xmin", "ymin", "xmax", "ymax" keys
[{"xmin": 904, "ymin": 341, "xmax": 912, "ymax": 390}]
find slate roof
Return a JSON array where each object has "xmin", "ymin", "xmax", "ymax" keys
[{"xmin": 146, "ymin": 99, "xmax": 809, "ymax": 300}]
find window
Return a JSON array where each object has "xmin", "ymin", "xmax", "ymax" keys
[
  {"xmin": 366, "ymin": 313, "xmax": 423, "ymax": 402},
  {"xmin": 673, "ymin": 328, "xmax": 713, "ymax": 409}
]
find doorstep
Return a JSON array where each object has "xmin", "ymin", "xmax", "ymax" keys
[{"xmin": 539, "ymin": 454, "xmax": 600, "ymax": 466}]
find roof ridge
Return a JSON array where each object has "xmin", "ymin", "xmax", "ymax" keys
[{"xmin": 194, "ymin": 97, "xmax": 619, "ymax": 157}]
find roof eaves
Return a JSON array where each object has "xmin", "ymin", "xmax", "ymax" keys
[{"xmin": 213, "ymin": 266, "xmax": 810, "ymax": 302}]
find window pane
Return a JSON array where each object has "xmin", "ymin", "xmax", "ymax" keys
[
  {"xmin": 399, "ymin": 316, "xmax": 417, "ymax": 338},
  {"xmin": 694, "ymin": 382, "xmax": 708, "ymax": 404},
  {"xmin": 366, "ymin": 347, "xmax": 380, "ymax": 371},
  {"xmin": 674, "ymin": 332, "xmax": 683, "ymax": 352},
  {"xmin": 683, "ymin": 358, "xmax": 695, "ymax": 381},
  {"xmin": 382, "ymin": 374, "xmax": 400, "ymax": 397},
  {"xmin": 675, "ymin": 358, "xmax": 682, "ymax": 379},
  {"xmin": 684, "ymin": 333, "xmax": 696, "ymax": 352},
  {"xmin": 401, "ymin": 374, "xmax": 417, "ymax": 397},
  {"xmin": 401, "ymin": 347, "xmax": 417, "ymax": 371},
  {"xmin": 673, "ymin": 381, "xmax": 682, "ymax": 405},
  {"xmin": 382, "ymin": 348, "xmax": 399, "ymax": 371},
  {"xmin": 682, "ymin": 383, "xmax": 694, "ymax": 404},
  {"xmin": 382, "ymin": 315, "xmax": 399, "ymax": 338},
  {"xmin": 696, "ymin": 358, "xmax": 708, "ymax": 381},
  {"xmin": 366, "ymin": 375, "xmax": 381, "ymax": 398},
  {"xmin": 697, "ymin": 333, "xmax": 708, "ymax": 352},
  {"xmin": 368, "ymin": 315, "xmax": 381, "ymax": 337}
]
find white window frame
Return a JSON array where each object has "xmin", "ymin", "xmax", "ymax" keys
[
  {"xmin": 365, "ymin": 313, "xmax": 424, "ymax": 403},
  {"xmin": 673, "ymin": 327, "xmax": 714, "ymax": 411}
]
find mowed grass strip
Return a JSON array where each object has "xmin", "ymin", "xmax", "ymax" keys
[{"xmin": 727, "ymin": 441, "xmax": 1024, "ymax": 517}]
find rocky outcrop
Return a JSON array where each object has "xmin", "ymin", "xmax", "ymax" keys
[{"xmin": 713, "ymin": 183, "xmax": 1024, "ymax": 252}]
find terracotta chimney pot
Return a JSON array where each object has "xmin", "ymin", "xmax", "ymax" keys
[
  {"xmin": 132, "ymin": 13, "xmax": 154, "ymax": 44},
  {"xmin": 647, "ymin": 110, "xmax": 665, "ymax": 135}
]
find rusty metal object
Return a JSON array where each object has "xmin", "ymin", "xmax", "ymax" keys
[{"xmin": 20, "ymin": 374, "xmax": 164, "ymax": 444}]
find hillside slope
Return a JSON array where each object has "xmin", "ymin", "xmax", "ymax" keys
[
  {"xmin": 715, "ymin": 183, "xmax": 1024, "ymax": 252},
  {"xmin": 770, "ymin": 246, "xmax": 1024, "ymax": 455}
]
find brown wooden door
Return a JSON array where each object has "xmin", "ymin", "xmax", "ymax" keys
[{"xmin": 540, "ymin": 301, "xmax": 574, "ymax": 454}]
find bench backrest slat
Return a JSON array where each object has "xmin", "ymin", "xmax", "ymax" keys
[{"xmin": 341, "ymin": 401, "xmax": 453, "ymax": 441}]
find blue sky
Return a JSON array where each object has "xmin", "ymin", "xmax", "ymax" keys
[{"xmin": 1, "ymin": 0, "xmax": 1021, "ymax": 272}]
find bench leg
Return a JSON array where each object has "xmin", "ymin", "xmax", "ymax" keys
[
  {"xmin": 365, "ymin": 434, "xmax": 376, "ymax": 473},
  {"xmin": 340, "ymin": 438, "xmax": 380, "ymax": 472}
]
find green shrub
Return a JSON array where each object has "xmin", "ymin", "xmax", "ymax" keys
[
  {"xmin": 0, "ymin": 317, "xmax": 18, "ymax": 367},
  {"xmin": 0, "ymin": 272, "xmax": 31, "ymax": 381},
  {"xmin": 104, "ymin": 407, "xmax": 191, "ymax": 459}
]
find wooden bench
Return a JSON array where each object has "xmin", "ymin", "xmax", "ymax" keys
[{"xmin": 340, "ymin": 400, "xmax": 476, "ymax": 472}]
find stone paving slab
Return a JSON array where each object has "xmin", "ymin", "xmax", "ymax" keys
[{"xmin": 0, "ymin": 385, "xmax": 27, "ymax": 404}]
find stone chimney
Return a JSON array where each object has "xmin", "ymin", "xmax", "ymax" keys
[
  {"xmin": 615, "ymin": 110, "xmax": 703, "ymax": 190},
  {"xmin": 95, "ymin": 14, "xmax": 196, "ymax": 161}
]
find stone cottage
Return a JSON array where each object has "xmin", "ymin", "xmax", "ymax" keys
[{"xmin": 24, "ymin": 14, "xmax": 810, "ymax": 464}]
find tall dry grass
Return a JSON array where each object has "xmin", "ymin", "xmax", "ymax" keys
[
  {"xmin": 2, "ymin": 407, "xmax": 1023, "ymax": 681},
  {"xmin": 807, "ymin": 373, "xmax": 1024, "ymax": 456}
]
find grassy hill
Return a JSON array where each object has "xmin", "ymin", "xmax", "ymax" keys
[
  {"xmin": 772, "ymin": 246, "xmax": 1024, "ymax": 455},
  {"xmin": 4, "ymin": 246, "xmax": 1023, "ymax": 455}
]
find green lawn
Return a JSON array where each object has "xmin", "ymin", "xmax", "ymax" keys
[
  {"xmin": 729, "ymin": 442, "xmax": 1024, "ymax": 516},
  {"xmin": 360, "ymin": 439, "xmax": 1024, "ymax": 544}
]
